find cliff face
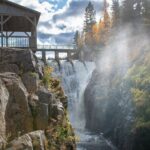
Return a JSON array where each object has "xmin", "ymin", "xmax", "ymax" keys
[
  {"xmin": 0, "ymin": 48, "xmax": 75, "ymax": 150},
  {"xmin": 84, "ymin": 68, "xmax": 134, "ymax": 150},
  {"xmin": 84, "ymin": 40, "xmax": 150, "ymax": 150}
]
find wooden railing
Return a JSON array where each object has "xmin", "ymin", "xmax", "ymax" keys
[
  {"xmin": 37, "ymin": 44, "xmax": 77, "ymax": 50},
  {"xmin": 0, "ymin": 36, "xmax": 29, "ymax": 48}
]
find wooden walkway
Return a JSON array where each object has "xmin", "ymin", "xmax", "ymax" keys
[{"xmin": 36, "ymin": 44, "xmax": 78, "ymax": 62}]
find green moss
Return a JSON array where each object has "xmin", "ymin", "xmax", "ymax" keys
[
  {"xmin": 29, "ymin": 72, "xmax": 38, "ymax": 78},
  {"xmin": 42, "ymin": 66, "xmax": 53, "ymax": 87}
]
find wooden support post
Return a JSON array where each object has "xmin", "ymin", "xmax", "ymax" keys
[
  {"xmin": 42, "ymin": 51, "xmax": 46, "ymax": 64},
  {"xmin": 0, "ymin": 16, "xmax": 12, "ymax": 47},
  {"xmin": 25, "ymin": 16, "xmax": 37, "ymax": 52},
  {"xmin": 67, "ymin": 51, "xmax": 72, "ymax": 60},
  {"xmin": 0, "ymin": 15, "xmax": 3, "ymax": 47},
  {"xmin": 6, "ymin": 32, "xmax": 8, "ymax": 47},
  {"xmin": 55, "ymin": 51, "xmax": 59, "ymax": 60},
  {"xmin": 78, "ymin": 50, "xmax": 83, "ymax": 61}
]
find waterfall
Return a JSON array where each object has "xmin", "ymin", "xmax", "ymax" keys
[
  {"xmin": 48, "ymin": 60, "xmax": 95, "ymax": 129},
  {"xmin": 47, "ymin": 59, "xmax": 117, "ymax": 150}
]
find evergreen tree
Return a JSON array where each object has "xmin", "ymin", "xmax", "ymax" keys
[
  {"xmin": 143, "ymin": 0, "xmax": 150, "ymax": 23},
  {"xmin": 102, "ymin": 0, "xmax": 111, "ymax": 45},
  {"xmin": 134, "ymin": 0, "xmax": 145, "ymax": 22},
  {"xmin": 112, "ymin": 0, "xmax": 120, "ymax": 27},
  {"xmin": 83, "ymin": 2, "xmax": 96, "ymax": 46},
  {"xmin": 122, "ymin": 0, "xmax": 136, "ymax": 22},
  {"xmin": 103, "ymin": 0, "xmax": 111, "ymax": 28}
]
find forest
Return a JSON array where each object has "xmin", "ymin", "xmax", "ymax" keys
[
  {"xmin": 74, "ymin": 0, "xmax": 150, "ymax": 58},
  {"xmin": 73, "ymin": 0, "xmax": 150, "ymax": 150}
]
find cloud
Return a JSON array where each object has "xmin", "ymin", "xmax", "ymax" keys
[
  {"xmin": 53, "ymin": 0, "xmax": 104, "ymax": 22},
  {"xmin": 10, "ymin": 0, "xmax": 111, "ymax": 44}
]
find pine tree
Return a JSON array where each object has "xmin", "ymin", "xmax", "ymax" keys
[
  {"xmin": 143, "ymin": 0, "xmax": 150, "ymax": 24},
  {"xmin": 112, "ymin": 0, "xmax": 120, "ymax": 27},
  {"xmin": 83, "ymin": 2, "xmax": 96, "ymax": 46},
  {"xmin": 103, "ymin": 0, "xmax": 111, "ymax": 28},
  {"xmin": 101, "ymin": 0, "xmax": 111, "ymax": 45},
  {"xmin": 122, "ymin": 0, "xmax": 136, "ymax": 23},
  {"xmin": 134, "ymin": 0, "xmax": 145, "ymax": 22}
]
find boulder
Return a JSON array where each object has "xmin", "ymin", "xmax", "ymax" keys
[
  {"xmin": 0, "ymin": 48, "xmax": 37, "ymax": 73},
  {"xmin": 22, "ymin": 72, "xmax": 39, "ymax": 93},
  {"xmin": 35, "ymin": 103, "xmax": 49, "ymax": 129},
  {"xmin": 6, "ymin": 134, "xmax": 33, "ymax": 150},
  {"xmin": 51, "ymin": 101, "xmax": 64, "ymax": 120},
  {"xmin": 29, "ymin": 130, "xmax": 46, "ymax": 150},
  {"xmin": 0, "ymin": 79, "xmax": 9, "ymax": 148},
  {"xmin": 36, "ymin": 87, "xmax": 52, "ymax": 104},
  {"xmin": 0, "ymin": 72, "xmax": 33, "ymax": 139},
  {"xmin": 28, "ymin": 94, "xmax": 49, "ymax": 130},
  {"xmin": 6, "ymin": 130, "xmax": 46, "ymax": 150},
  {"xmin": 0, "ymin": 64, "xmax": 19, "ymax": 74}
]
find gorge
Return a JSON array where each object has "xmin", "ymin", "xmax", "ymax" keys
[
  {"xmin": 0, "ymin": 0, "xmax": 150, "ymax": 149},
  {"xmin": 42, "ymin": 25, "xmax": 150, "ymax": 150}
]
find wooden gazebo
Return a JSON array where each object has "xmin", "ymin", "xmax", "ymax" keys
[{"xmin": 0, "ymin": 0, "xmax": 40, "ymax": 52}]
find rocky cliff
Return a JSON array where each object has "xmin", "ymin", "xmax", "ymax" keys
[
  {"xmin": 84, "ymin": 37, "xmax": 150, "ymax": 150},
  {"xmin": 0, "ymin": 48, "xmax": 75, "ymax": 150}
]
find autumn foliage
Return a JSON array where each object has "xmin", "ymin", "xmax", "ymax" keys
[{"xmin": 74, "ymin": 0, "xmax": 111, "ymax": 50}]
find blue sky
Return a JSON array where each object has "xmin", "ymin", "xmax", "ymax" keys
[{"xmin": 10, "ymin": 0, "xmax": 111, "ymax": 44}]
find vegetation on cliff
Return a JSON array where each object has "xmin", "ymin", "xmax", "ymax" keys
[{"xmin": 0, "ymin": 48, "xmax": 75, "ymax": 150}]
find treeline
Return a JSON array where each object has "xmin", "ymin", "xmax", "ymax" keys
[{"xmin": 74, "ymin": 0, "xmax": 150, "ymax": 51}]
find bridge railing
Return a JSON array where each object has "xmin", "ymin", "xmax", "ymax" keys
[
  {"xmin": 37, "ymin": 44, "xmax": 77, "ymax": 50},
  {"xmin": 0, "ymin": 36, "xmax": 29, "ymax": 48}
]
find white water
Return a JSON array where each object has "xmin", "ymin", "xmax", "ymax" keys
[{"xmin": 46, "ymin": 59, "xmax": 117, "ymax": 150}]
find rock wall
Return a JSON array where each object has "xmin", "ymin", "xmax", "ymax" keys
[
  {"xmin": 84, "ymin": 69, "xmax": 134, "ymax": 150},
  {"xmin": 0, "ymin": 48, "xmax": 75, "ymax": 150},
  {"xmin": 84, "ymin": 44, "xmax": 150, "ymax": 150}
]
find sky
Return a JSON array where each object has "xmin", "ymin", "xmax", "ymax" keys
[{"xmin": 10, "ymin": 0, "xmax": 112, "ymax": 45}]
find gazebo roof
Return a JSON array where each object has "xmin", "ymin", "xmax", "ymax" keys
[{"xmin": 0, "ymin": 0, "xmax": 41, "ymax": 32}]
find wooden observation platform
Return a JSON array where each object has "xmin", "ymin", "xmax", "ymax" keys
[
  {"xmin": 0, "ymin": 0, "xmax": 40, "ymax": 52},
  {"xmin": 0, "ymin": 0, "xmax": 80, "ymax": 61}
]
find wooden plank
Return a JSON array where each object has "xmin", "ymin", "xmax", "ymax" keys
[
  {"xmin": 24, "ymin": 32, "xmax": 30, "ymax": 37},
  {"xmin": 0, "ymin": 4, "xmax": 38, "ymax": 18},
  {"xmin": 3, "ymin": 16, "xmax": 11, "ymax": 24},
  {"xmin": 8, "ymin": 32, "xmax": 14, "ymax": 37},
  {"xmin": 25, "ymin": 16, "xmax": 36, "ymax": 27}
]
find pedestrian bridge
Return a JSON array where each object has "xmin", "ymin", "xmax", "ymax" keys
[{"xmin": 36, "ymin": 44, "xmax": 79, "ymax": 62}]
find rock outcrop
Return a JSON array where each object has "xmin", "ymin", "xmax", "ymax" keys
[
  {"xmin": 0, "ymin": 48, "xmax": 75, "ymax": 150},
  {"xmin": 84, "ymin": 69, "xmax": 134, "ymax": 150}
]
